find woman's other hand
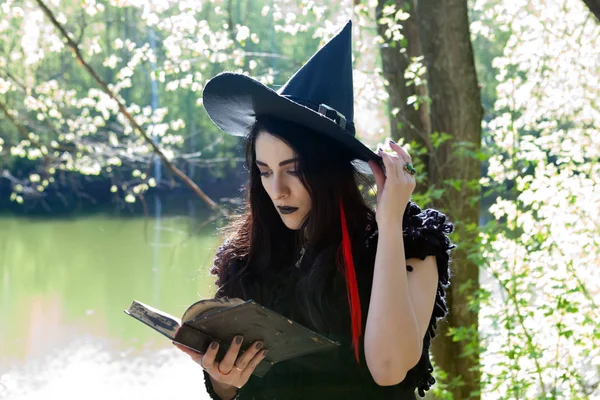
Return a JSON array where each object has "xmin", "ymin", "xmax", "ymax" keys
[
  {"xmin": 368, "ymin": 140, "xmax": 416, "ymax": 229},
  {"xmin": 173, "ymin": 336, "xmax": 268, "ymax": 391}
]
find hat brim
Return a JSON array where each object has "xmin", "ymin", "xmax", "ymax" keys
[{"xmin": 203, "ymin": 72, "xmax": 380, "ymax": 164}]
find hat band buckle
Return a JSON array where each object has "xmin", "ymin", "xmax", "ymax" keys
[{"xmin": 318, "ymin": 104, "xmax": 347, "ymax": 130}]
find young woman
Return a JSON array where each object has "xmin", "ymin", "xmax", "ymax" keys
[{"xmin": 174, "ymin": 21, "xmax": 454, "ymax": 400}]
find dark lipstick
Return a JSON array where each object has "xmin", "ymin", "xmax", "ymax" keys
[{"xmin": 277, "ymin": 206, "xmax": 298, "ymax": 215}]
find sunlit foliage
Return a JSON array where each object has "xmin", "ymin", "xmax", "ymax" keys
[
  {"xmin": 473, "ymin": 0, "xmax": 600, "ymax": 398},
  {"xmin": 0, "ymin": 0, "xmax": 386, "ymax": 207}
]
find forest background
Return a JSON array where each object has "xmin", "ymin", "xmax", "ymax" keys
[{"xmin": 1, "ymin": 0, "xmax": 599, "ymax": 399}]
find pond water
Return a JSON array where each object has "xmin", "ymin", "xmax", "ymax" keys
[{"xmin": 0, "ymin": 215, "xmax": 220, "ymax": 399}]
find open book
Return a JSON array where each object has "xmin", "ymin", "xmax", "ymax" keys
[{"xmin": 125, "ymin": 298, "xmax": 340, "ymax": 378}]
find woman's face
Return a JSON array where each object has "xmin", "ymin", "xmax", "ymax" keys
[{"xmin": 255, "ymin": 131, "xmax": 312, "ymax": 230}]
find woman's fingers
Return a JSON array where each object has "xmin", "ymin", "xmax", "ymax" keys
[
  {"xmin": 378, "ymin": 148, "xmax": 392, "ymax": 176},
  {"xmin": 239, "ymin": 349, "xmax": 269, "ymax": 382},
  {"xmin": 388, "ymin": 140, "xmax": 412, "ymax": 164},
  {"xmin": 368, "ymin": 159, "xmax": 386, "ymax": 201},
  {"xmin": 217, "ymin": 336, "xmax": 244, "ymax": 375},
  {"xmin": 174, "ymin": 339, "xmax": 268, "ymax": 390},
  {"xmin": 385, "ymin": 141, "xmax": 416, "ymax": 181},
  {"xmin": 235, "ymin": 341, "xmax": 264, "ymax": 370},
  {"xmin": 379, "ymin": 147, "xmax": 401, "ymax": 179},
  {"xmin": 200, "ymin": 340, "xmax": 220, "ymax": 370}
]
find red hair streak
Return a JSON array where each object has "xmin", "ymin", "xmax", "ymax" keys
[{"xmin": 338, "ymin": 198, "xmax": 362, "ymax": 363}]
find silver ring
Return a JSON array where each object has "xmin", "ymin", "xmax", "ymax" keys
[{"xmin": 234, "ymin": 364, "xmax": 244, "ymax": 371}]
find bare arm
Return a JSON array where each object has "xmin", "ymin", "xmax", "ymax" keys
[{"xmin": 364, "ymin": 225, "xmax": 439, "ymax": 386}]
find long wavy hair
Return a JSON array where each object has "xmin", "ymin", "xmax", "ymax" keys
[{"xmin": 211, "ymin": 115, "xmax": 376, "ymax": 335}]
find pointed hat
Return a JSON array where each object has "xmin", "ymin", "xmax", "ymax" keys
[{"xmin": 202, "ymin": 20, "xmax": 379, "ymax": 164}]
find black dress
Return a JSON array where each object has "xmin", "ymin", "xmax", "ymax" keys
[{"xmin": 204, "ymin": 202, "xmax": 455, "ymax": 400}]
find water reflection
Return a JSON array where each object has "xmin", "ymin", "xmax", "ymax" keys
[
  {"xmin": 1, "ymin": 341, "xmax": 208, "ymax": 400},
  {"xmin": 0, "ymin": 216, "xmax": 219, "ymax": 399}
]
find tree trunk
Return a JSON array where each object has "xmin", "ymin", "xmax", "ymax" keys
[
  {"xmin": 376, "ymin": 0, "xmax": 431, "ymax": 194},
  {"xmin": 416, "ymin": 0, "xmax": 483, "ymax": 399},
  {"xmin": 582, "ymin": 0, "xmax": 600, "ymax": 21}
]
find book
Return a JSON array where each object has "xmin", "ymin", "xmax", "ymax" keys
[{"xmin": 124, "ymin": 297, "xmax": 340, "ymax": 378}]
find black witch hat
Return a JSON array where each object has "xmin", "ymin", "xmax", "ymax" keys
[{"xmin": 202, "ymin": 20, "xmax": 379, "ymax": 165}]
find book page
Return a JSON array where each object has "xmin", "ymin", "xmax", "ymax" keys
[
  {"xmin": 125, "ymin": 300, "xmax": 181, "ymax": 340},
  {"xmin": 181, "ymin": 297, "xmax": 245, "ymax": 322}
]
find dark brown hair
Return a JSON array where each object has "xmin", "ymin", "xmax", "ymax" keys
[{"xmin": 211, "ymin": 115, "xmax": 376, "ymax": 334}]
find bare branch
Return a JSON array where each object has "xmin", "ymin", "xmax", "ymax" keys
[{"xmin": 34, "ymin": 0, "xmax": 224, "ymax": 213}]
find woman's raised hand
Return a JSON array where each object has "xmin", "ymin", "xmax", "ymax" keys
[
  {"xmin": 368, "ymin": 140, "xmax": 416, "ymax": 229},
  {"xmin": 174, "ymin": 336, "xmax": 268, "ymax": 390}
]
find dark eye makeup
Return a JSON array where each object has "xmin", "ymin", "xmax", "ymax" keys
[{"xmin": 258, "ymin": 170, "xmax": 299, "ymax": 177}]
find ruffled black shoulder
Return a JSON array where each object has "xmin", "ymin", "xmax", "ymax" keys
[
  {"xmin": 364, "ymin": 201, "xmax": 455, "ymax": 397},
  {"xmin": 405, "ymin": 201, "xmax": 455, "ymax": 397}
]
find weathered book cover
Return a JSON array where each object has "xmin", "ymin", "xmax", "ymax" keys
[{"xmin": 125, "ymin": 298, "xmax": 340, "ymax": 378}]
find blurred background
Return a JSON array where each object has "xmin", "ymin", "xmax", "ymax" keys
[{"xmin": 0, "ymin": 0, "xmax": 599, "ymax": 399}]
